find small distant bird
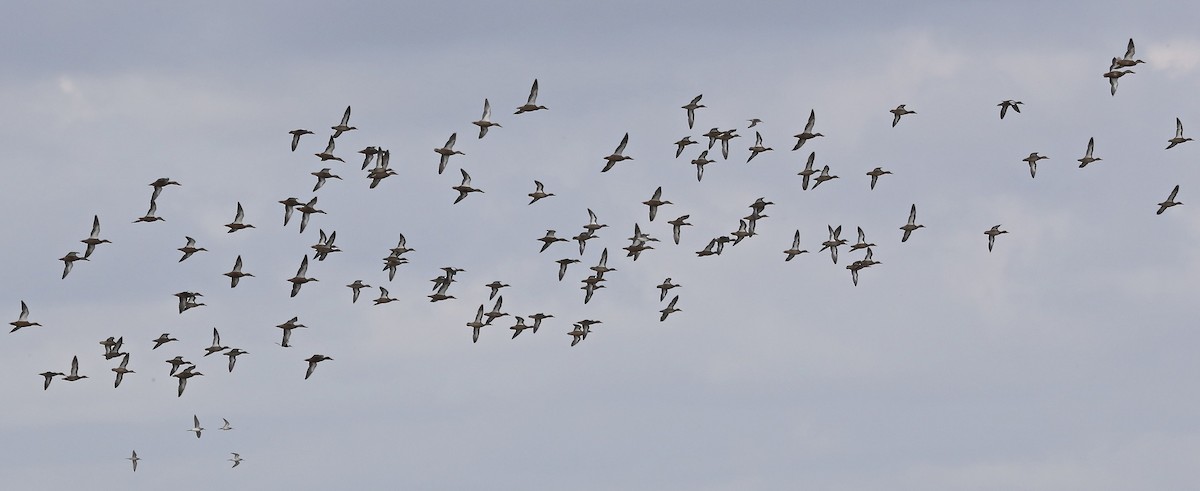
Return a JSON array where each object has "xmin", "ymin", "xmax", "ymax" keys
[
  {"xmin": 811, "ymin": 164, "xmax": 838, "ymax": 189},
  {"xmin": 347, "ymin": 280, "xmax": 371, "ymax": 303},
  {"xmin": 466, "ymin": 305, "xmax": 486, "ymax": 343},
  {"xmin": 174, "ymin": 366, "xmax": 203, "ymax": 396},
  {"xmin": 428, "ymin": 280, "xmax": 456, "ymax": 302},
  {"xmin": 187, "ymin": 414, "xmax": 204, "ymax": 439},
  {"xmin": 682, "ymin": 94, "xmax": 704, "ymax": 129},
  {"xmin": 367, "ymin": 286, "xmax": 394, "ymax": 307},
  {"xmin": 691, "ymin": 150, "xmax": 715, "ymax": 181},
  {"xmin": 847, "ymin": 260, "xmax": 866, "ymax": 286},
  {"xmin": 555, "ymin": 258, "xmax": 579, "ymax": 281},
  {"xmin": 984, "ymin": 225, "xmax": 1008, "ymax": 251},
  {"xmin": 289, "ymin": 129, "xmax": 313, "ymax": 151},
  {"xmin": 229, "ymin": 453, "xmax": 243, "ymax": 468},
  {"xmin": 716, "ymin": 129, "xmax": 740, "ymax": 160},
  {"xmin": 568, "ymin": 324, "xmax": 591, "ymax": 347},
  {"xmin": 747, "ymin": 118, "xmax": 762, "ymax": 128},
  {"xmin": 204, "ymin": 328, "xmax": 228, "ymax": 357},
  {"xmin": 295, "ymin": 197, "xmax": 325, "ymax": 234},
  {"xmin": 1023, "ymin": 152, "xmax": 1048, "ymax": 178},
  {"xmin": 900, "ymin": 204, "xmax": 925, "ymax": 242},
  {"xmin": 668, "ymin": 215, "xmax": 692, "ymax": 245},
  {"xmin": 304, "ymin": 354, "xmax": 332, "ymax": 379},
  {"xmin": 165, "ymin": 356, "xmax": 193, "ymax": 376},
  {"xmin": 382, "ymin": 255, "xmax": 407, "ymax": 282},
  {"xmin": 434, "ymin": 133, "xmax": 464, "ymax": 174},
  {"xmin": 59, "ymin": 251, "xmax": 88, "ymax": 279},
  {"xmin": 112, "ymin": 353, "xmax": 134, "ymax": 388},
  {"xmin": 472, "ymin": 98, "xmax": 501, "ymax": 138},
  {"xmin": 127, "ymin": 450, "xmax": 140, "ymax": 472},
  {"xmin": 674, "ymin": 136, "xmax": 697, "ymax": 158},
  {"xmin": 798, "ymin": 152, "xmax": 818, "ymax": 190},
  {"xmin": 220, "ymin": 418, "xmax": 233, "ymax": 431},
  {"xmin": 510, "ymin": 317, "xmax": 532, "ymax": 339},
  {"xmin": 311, "ymin": 229, "xmax": 340, "ymax": 261},
  {"xmin": 133, "ymin": 199, "xmax": 165, "ymax": 223},
  {"xmin": 80, "ymin": 215, "xmax": 110, "ymax": 258},
  {"xmin": 850, "ymin": 227, "xmax": 876, "ymax": 252},
  {"xmin": 583, "ymin": 208, "xmax": 608, "ymax": 236},
  {"xmin": 287, "ymin": 255, "xmax": 317, "ymax": 297},
  {"xmin": 278, "ymin": 197, "xmax": 302, "ymax": 226},
  {"xmin": 866, "ymin": 167, "xmax": 892, "ymax": 190},
  {"xmin": 452, "ymin": 169, "xmax": 484, "ymax": 204},
  {"xmin": 1111, "ymin": 38, "xmax": 1145, "ymax": 69},
  {"xmin": 224, "ymin": 348, "xmax": 247, "ymax": 372},
  {"xmin": 746, "ymin": 131, "xmax": 772, "ymax": 162},
  {"xmin": 1102, "ymin": 69, "xmax": 1134, "ymax": 96},
  {"xmin": 581, "ymin": 280, "xmax": 605, "ymax": 304},
  {"xmin": 591, "ymin": 248, "xmax": 617, "ymax": 278},
  {"xmin": 820, "ymin": 225, "xmax": 847, "ymax": 264},
  {"xmin": 529, "ymin": 313, "xmax": 553, "ymax": 333},
  {"xmin": 149, "ymin": 177, "xmax": 181, "ymax": 202},
  {"xmin": 730, "ymin": 220, "xmax": 753, "ymax": 245},
  {"xmin": 1078, "ymin": 137, "xmax": 1101, "ymax": 168},
  {"xmin": 152, "ymin": 333, "xmax": 178, "ymax": 349},
  {"xmin": 573, "ymin": 231, "xmax": 597, "ymax": 255},
  {"xmin": 792, "ymin": 110, "xmax": 824, "ymax": 150},
  {"xmin": 1157, "ymin": 185, "xmax": 1182, "ymax": 215},
  {"xmin": 63, "ymin": 355, "xmax": 87, "ymax": 382},
  {"xmin": 703, "ymin": 127, "xmax": 722, "ymax": 149},
  {"xmin": 483, "ymin": 296, "xmax": 509, "ymax": 325},
  {"xmin": 177, "ymin": 236, "xmax": 207, "ymax": 262},
  {"xmin": 391, "ymin": 234, "xmax": 415, "ymax": 256},
  {"xmin": 225, "ymin": 202, "xmax": 255, "ymax": 233},
  {"xmin": 659, "ymin": 295, "xmax": 681, "ymax": 321},
  {"xmin": 997, "ymin": 100, "xmax": 1022, "ymax": 119},
  {"xmin": 783, "ymin": 230, "xmax": 808, "ymax": 261},
  {"xmin": 890, "ymin": 104, "xmax": 915, "ymax": 127},
  {"xmin": 601, "ymin": 133, "xmax": 632, "ymax": 172},
  {"xmin": 1166, "ymin": 118, "xmax": 1192, "ymax": 149},
  {"xmin": 330, "ymin": 105, "xmax": 356, "ymax": 138},
  {"xmin": 174, "ymin": 291, "xmax": 205, "ymax": 313},
  {"xmin": 10, "ymin": 301, "xmax": 41, "ymax": 333},
  {"xmin": 314, "ymin": 135, "xmax": 344, "ymax": 162},
  {"xmin": 223, "ymin": 255, "xmax": 253, "ymax": 288},
  {"xmin": 536, "ymin": 230, "xmax": 567, "ymax": 253},
  {"xmin": 311, "ymin": 168, "xmax": 341, "ymax": 192},
  {"xmin": 528, "ymin": 180, "xmax": 554, "ymax": 204},
  {"xmin": 276, "ymin": 316, "xmax": 306, "ymax": 346},
  {"xmin": 657, "ymin": 278, "xmax": 681, "ymax": 301},
  {"xmin": 485, "ymin": 281, "xmax": 510, "ymax": 300},
  {"xmin": 642, "ymin": 186, "xmax": 672, "ymax": 221},
  {"xmin": 366, "ymin": 151, "xmax": 398, "ymax": 189},
  {"xmin": 514, "ymin": 79, "xmax": 548, "ymax": 114}
]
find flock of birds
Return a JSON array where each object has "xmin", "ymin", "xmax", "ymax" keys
[{"xmin": 9, "ymin": 38, "xmax": 1188, "ymax": 473}]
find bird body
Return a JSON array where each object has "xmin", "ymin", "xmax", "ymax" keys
[
  {"xmin": 985, "ymin": 225, "xmax": 1008, "ymax": 251},
  {"xmin": 900, "ymin": 204, "xmax": 925, "ymax": 242},
  {"xmin": 601, "ymin": 133, "xmax": 632, "ymax": 172},
  {"xmin": 1157, "ymin": 185, "xmax": 1182, "ymax": 215},
  {"xmin": 515, "ymin": 79, "xmax": 548, "ymax": 114},
  {"xmin": 682, "ymin": 94, "xmax": 704, "ymax": 129},
  {"xmin": 434, "ymin": 133, "xmax": 464, "ymax": 174},
  {"xmin": 472, "ymin": 99, "xmax": 501, "ymax": 138},
  {"xmin": 889, "ymin": 104, "xmax": 915, "ymax": 127},
  {"xmin": 225, "ymin": 202, "xmax": 255, "ymax": 233},
  {"xmin": 10, "ymin": 301, "xmax": 41, "ymax": 332}
]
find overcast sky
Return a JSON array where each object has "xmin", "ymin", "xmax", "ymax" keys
[{"xmin": 3, "ymin": 2, "xmax": 1200, "ymax": 490}]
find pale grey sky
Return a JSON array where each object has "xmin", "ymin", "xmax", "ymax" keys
[{"xmin": 2, "ymin": 2, "xmax": 1199, "ymax": 490}]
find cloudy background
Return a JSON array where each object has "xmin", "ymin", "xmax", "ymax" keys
[{"xmin": 2, "ymin": 2, "xmax": 1199, "ymax": 489}]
